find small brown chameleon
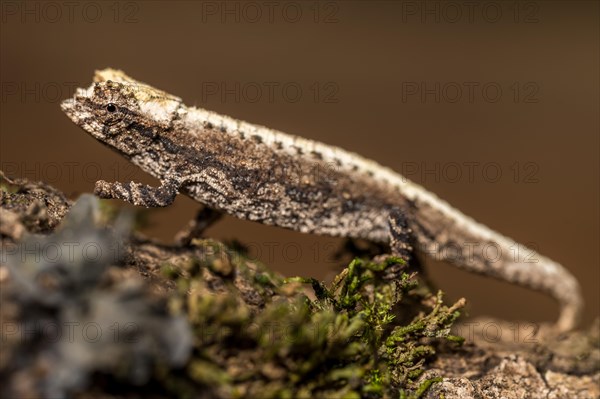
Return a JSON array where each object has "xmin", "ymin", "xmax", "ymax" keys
[{"xmin": 61, "ymin": 69, "xmax": 583, "ymax": 332}]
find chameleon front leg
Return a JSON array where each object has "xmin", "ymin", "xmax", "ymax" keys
[
  {"xmin": 94, "ymin": 178, "xmax": 181, "ymax": 207},
  {"xmin": 175, "ymin": 206, "xmax": 224, "ymax": 245}
]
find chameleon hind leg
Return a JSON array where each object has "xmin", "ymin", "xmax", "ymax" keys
[
  {"xmin": 388, "ymin": 209, "xmax": 414, "ymax": 262},
  {"xmin": 380, "ymin": 209, "xmax": 416, "ymax": 280},
  {"xmin": 386, "ymin": 209, "xmax": 441, "ymax": 291}
]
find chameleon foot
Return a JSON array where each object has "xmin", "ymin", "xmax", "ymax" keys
[{"xmin": 94, "ymin": 179, "xmax": 180, "ymax": 207}]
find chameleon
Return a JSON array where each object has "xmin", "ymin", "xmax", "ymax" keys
[{"xmin": 60, "ymin": 68, "xmax": 583, "ymax": 332}]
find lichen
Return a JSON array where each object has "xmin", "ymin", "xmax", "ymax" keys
[{"xmin": 1, "ymin": 195, "xmax": 191, "ymax": 398}]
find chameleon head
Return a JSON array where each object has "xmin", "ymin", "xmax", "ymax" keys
[{"xmin": 61, "ymin": 68, "xmax": 182, "ymax": 154}]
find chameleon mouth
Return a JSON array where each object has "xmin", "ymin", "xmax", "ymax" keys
[
  {"xmin": 61, "ymin": 84, "xmax": 95, "ymax": 120},
  {"xmin": 60, "ymin": 97, "xmax": 74, "ymax": 110},
  {"xmin": 60, "ymin": 97, "xmax": 77, "ymax": 120},
  {"xmin": 60, "ymin": 89, "xmax": 101, "ymax": 137}
]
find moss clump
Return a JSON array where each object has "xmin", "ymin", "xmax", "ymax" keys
[
  {"xmin": 1, "ymin": 183, "xmax": 464, "ymax": 398},
  {"xmin": 167, "ymin": 244, "xmax": 465, "ymax": 398},
  {"xmin": 1, "ymin": 182, "xmax": 17, "ymax": 193}
]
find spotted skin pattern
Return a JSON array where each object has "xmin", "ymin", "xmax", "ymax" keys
[{"xmin": 61, "ymin": 69, "xmax": 583, "ymax": 332}]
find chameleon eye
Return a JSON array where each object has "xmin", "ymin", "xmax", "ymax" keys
[{"xmin": 106, "ymin": 103, "xmax": 117, "ymax": 113}]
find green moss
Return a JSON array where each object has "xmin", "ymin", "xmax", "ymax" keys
[
  {"xmin": 97, "ymin": 199, "xmax": 150, "ymax": 230},
  {"xmin": 409, "ymin": 377, "xmax": 442, "ymax": 399},
  {"xmin": 1, "ymin": 182, "xmax": 16, "ymax": 193},
  {"xmin": 163, "ymin": 242, "xmax": 464, "ymax": 398},
  {"xmin": 254, "ymin": 272, "xmax": 274, "ymax": 286},
  {"xmin": 161, "ymin": 262, "xmax": 181, "ymax": 279}
]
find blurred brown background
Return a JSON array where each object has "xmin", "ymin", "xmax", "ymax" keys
[{"xmin": 1, "ymin": 1, "xmax": 598, "ymax": 327}]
